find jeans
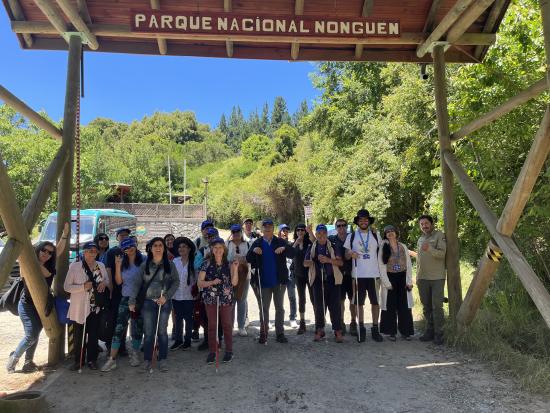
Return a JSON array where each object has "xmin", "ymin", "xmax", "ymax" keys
[
  {"xmin": 74, "ymin": 311, "xmax": 101, "ymax": 363},
  {"xmin": 112, "ymin": 296, "xmax": 143, "ymax": 351},
  {"xmin": 205, "ymin": 303, "xmax": 234, "ymax": 353},
  {"xmin": 172, "ymin": 299, "xmax": 194, "ymax": 343},
  {"xmin": 13, "ymin": 300, "xmax": 43, "ymax": 361},
  {"xmin": 253, "ymin": 284, "xmax": 287, "ymax": 336},
  {"xmin": 287, "ymin": 274, "xmax": 297, "ymax": 321},
  {"xmin": 142, "ymin": 299, "xmax": 172, "ymax": 361},
  {"xmin": 234, "ymin": 278, "xmax": 250, "ymax": 329},
  {"xmin": 417, "ymin": 278, "xmax": 446, "ymax": 336}
]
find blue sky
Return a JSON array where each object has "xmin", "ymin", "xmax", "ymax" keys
[{"xmin": 0, "ymin": 11, "xmax": 320, "ymax": 128}]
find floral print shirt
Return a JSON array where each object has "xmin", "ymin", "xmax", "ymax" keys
[{"xmin": 200, "ymin": 261, "xmax": 233, "ymax": 306}]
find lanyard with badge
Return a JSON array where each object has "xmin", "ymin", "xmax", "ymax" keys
[
  {"xmin": 358, "ymin": 230, "xmax": 371, "ymax": 259},
  {"xmin": 392, "ymin": 244, "xmax": 401, "ymax": 271}
]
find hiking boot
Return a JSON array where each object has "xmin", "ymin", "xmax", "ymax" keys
[
  {"xmin": 170, "ymin": 340, "xmax": 183, "ymax": 351},
  {"xmin": 101, "ymin": 357, "xmax": 117, "ymax": 372},
  {"xmin": 6, "ymin": 352, "xmax": 19, "ymax": 374},
  {"xmin": 313, "ymin": 329, "xmax": 326, "ymax": 342},
  {"xmin": 358, "ymin": 326, "xmax": 367, "ymax": 343},
  {"xmin": 158, "ymin": 360, "xmax": 168, "ymax": 372},
  {"xmin": 371, "ymin": 325, "xmax": 383, "ymax": 342},
  {"xmin": 297, "ymin": 320, "xmax": 306, "ymax": 335},
  {"xmin": 143, "ymin": 361, "xmax": 152, "ymax": 371},
  {"xmin": 182, "ymin": 340, "xmax": 192, "ymax": 350},
  {"xmin": 276, "ymin": 334, "xmax": 288, "ymax": 343},
  {"xmin": 402, "ymin": 334, "xmax": 412, "ymax": 341},
  {"xmin": 22, "ymin": 360, "xmax": 38, "ymax": 373},
  {"xmin": 349, "ymin": 321, "xmax": 358, "ymax": 336},
  {"xmin": 129, "ymin": 352, "xmax": 141, "ymax": 367},
  {"xmin": 206, "ymin": 353, "xmax": 216, "ymax": 364},
  {"xmin": 191, "ymin": 330, "xmax": 200, "ymax": 341},
  {"xmin": 238, "ymin": 328, "xmax": 248, "ymax": 337},
  {"xmin": 69, "ymin": 363, "xmax": 80, "ymax": 371},
  {"xmin": 419, "ymin": 330, "xmax": 434, "ymax": 342},
  {"xmin": 433, "ymin": 334, "xmax": 444, "ymax": 345},
  {"xmin": 198, "ymin": 340, "xmax": 209, "ymax": 351},
  {"xmin": 335, "ymin": 330, "xmax": 344, "ymax": 343},
  {"xmin": 258, "ymin": 332, "xmax": 267, "ymax": 344},
  {"xmin": 341, "ymin": 323, "xmax": 347, "ymax": 336},
  {"xmin": 87, "ymin": 361, "xmax": 98, "ymax": 370},
  {"xmin": 223, "ymin": 352, "xmax": 233, "ymax": 363}
]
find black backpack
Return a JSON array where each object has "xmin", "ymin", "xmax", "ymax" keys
[{"xmin": 0, "ymin": 278, "xmax": 24, "ymax": 316}]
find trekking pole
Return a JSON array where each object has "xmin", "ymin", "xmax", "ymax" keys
[
  {"xmin": 320, "ymin": 263, "xmax": 327, "ymax": 344},
  {"xmin": 354, "ymin": 259, "xmax": 360, "ymax": 343},
  {"xmin": 256, "ymin": 254, "xmax": 267, "ymax": 345},
  {"xmin": 78, "ymin": 318, "xmax": 87, "ymax": 374},
  {"xmin": 150, "ymin": 290, "xmax": 164, "ymax": 373},
  {"xmin": 215, "ymin": 295, "xmax": 220, "ymax": 373}
]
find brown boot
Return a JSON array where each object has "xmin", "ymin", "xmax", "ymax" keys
[
  {"xmin": 258, "ymin": 322, "xmax": 268, "ymax": 344},
  {"xmin": 335, "ymin": 330, "xmax": 344, "ymax": 343},
  {"xmin": 297, "ymin": 320, "xmax": 306, "ymax": 335},
  {"xmin": 313, "ymin": 329, "xmax": 325, "ymax": 342}
]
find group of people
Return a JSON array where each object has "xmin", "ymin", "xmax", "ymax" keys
[{"xmin": 6, "ymin": 209, "xmax": 448, "ymax": 373}]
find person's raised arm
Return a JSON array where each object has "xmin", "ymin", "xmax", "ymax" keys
[{"xmin": 56, "ymin": 222, "xmax": 70, "ymax": 258}]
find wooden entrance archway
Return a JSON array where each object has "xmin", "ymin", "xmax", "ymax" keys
[{"xmin": 1, "ymin": 0, "xmax": 549, "ymax": 365}]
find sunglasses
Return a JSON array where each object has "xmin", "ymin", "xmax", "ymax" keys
[
  {"xmin": 296, "ymin": 228, "xmax": 305, "ymax": 232},
  {"xmin": 98, "ymin": 236, "xmax": 109, "ymax": 241},
  {"xmin": 41, "ymin": 248, "xmax": 54, "ymax": 255},
  {"xmin": 336, "ymin": 224, "xmax": 347, "ymax": 228},
  {"xmin": 231, "ymin": 230, "xmax": 241, "ymax": 234}
]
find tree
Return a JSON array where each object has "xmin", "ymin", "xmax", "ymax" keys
[
  {"xmin": 270, "ymin": 96, "xmax": 291, "ymax": 132},
  {"xmin": 260, "ymin": 102, "xmax": 270, "ymax": 135},
  {"xmin": 241, "ymin": 134, "xmax": 273, "ymax": 161},
  {"xmin": 292, "ymin": 99, "xmax": 309, "ymax": 129},
  {"xmin": 218, "ymin": 114, "xmax": 228, "ymax": 135},
  {"xmin": 273, "ymin": 124, "xmax": 299, "ymax": 159},
  {"xmin": 227, "ymin": 106, "xmax": 248, "ymax": 152}
]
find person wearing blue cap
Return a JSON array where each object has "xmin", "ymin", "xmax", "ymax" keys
[
  {"xmin": 101, "ymin": 237, "xmax": 145, "ymax": 372},
  {"xmin": 227, "ymin": 224, "xmax": 251, "ymax": 336},
  {"xmin": 246, "ymin": 218, "xmax": 295, "ymax": 344},
  {"xmin": 304, "ymin": 224, "xmax": 344, "ymax": 343},
  {"xmin": 195, "ymin": 220, "xmax": 214, "ymax": 250},
  {"xmin": 278, "ymin": 224, "xmax": 297, "ymax": 329}
]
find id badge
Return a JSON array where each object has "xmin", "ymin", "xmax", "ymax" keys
[
  {"xmin": 392, "ymin": 264, "xmax": 401, "ymax": 271},
  {"xmin": 362, "ymin": 253, "xmax": 370, "ymax": 259}
]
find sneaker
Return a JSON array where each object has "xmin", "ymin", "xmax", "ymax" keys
[
  {"xmin": 170, "ymin": 341, "xmax": 183, "ymax": 351},
  {"xmin": 297, "ymin": 320, "xmax": 306, "ymax": 335},
  {"xmin": 191, "ymin": 330, "xmax": 200, "ymax": 341},
  {"xmin": 371, "ymin": 325, "xmax": 384, "ymax": 342},
  {"xmin": 130, "ymin": 352, "xmax": 141, "ymax": 367},
  {"xmin": 349, "ymin": 321, "xmax": 358, "ymax": 336},
  {"xmin": 206, "ymin": 353, "xmax": 216, "ymax": 364},
  {"xmin": 6, "ymin": 352, "xmax": 19, "ymax": 374},
  {"xmin": 87, "ymin": 361, "xmax": 98, "ymax": 370},
  {"xmin": 388, "ymin": 334, "xmax": 397, "ymax": 342},
  {"xmin": 276, "ymin": 334, "xmax": 288, "ymax": 343},
  {"xmin": 419, "ymin": 331, "xmax": 434, "ymax": 342},
  {"xmin": 22, "ymin": 360, "xmax": 38, "ymax": 373},
  {"xmin": 433, "ymin": 334, "xmax": 444, "ymax": 345},
  {"xmin": 402, "ymin": 335, "xmax": 412, "ymax": 341},
  {"xmin": 341, "ymin": 323, "xmax": 347, "ymax": 336},
  {"xmin": 238, "ymin": 328, "xmax": 248, "ymax": 337},
  {"xmin": 268, "ymin": 322, "xmax": 273, "ymax": 330},
  {"xmin": 223, "ymin": 352, "xmax": 233, "ymax": 363},
  {"xmin": 313, "ymin": 329, "xmax": 326, "ymax": 342},
  {"xmin": 289, "ymin": 319, "xmax": 298, "ymax": 329},
  {"xmin": 101, "ymin": 357, "xmax": 117, "ymax": 372},
  {"xmin": 198, "ymin": 340, "xmax": 209, "ymax": 351},
  {"xmin": 143, "ymin": 361, "xmax": 152, "ymax": 371},
  {"xmin": 244, "ymin": 317, "xmax": 250, "ymax": 328},
  {"xmin": 158, "ymin": 360, "xmax": 168, "ymax": 372},
  {"xmin": 358, "ymin": 326, "xmax": 367, "ymax": 343},
  {"xmin": 335, "ymin": 330, "xmax": 344, "ymax": 343},
  {"xmin": 182, "ymin": 341, "xmax": 192, "ymax": 350}
]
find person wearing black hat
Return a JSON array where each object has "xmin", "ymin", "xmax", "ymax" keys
[
  {"xmin": 291, "ymin": 223, "xmax": 315, "ymax": 334},
  {"xmin": 246, "ymin": 219, "xmax": 296, "ymax": 344},
  {"xmin": 344, "ymin": 209, "xmax": 384, "ymax": 342}
]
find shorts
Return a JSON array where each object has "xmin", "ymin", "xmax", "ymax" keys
[
  {"xmin": 340, "ymin": 272, "xmax": 353, "ymax": 301},
  {"xmin": 354, "ymin": 278, "xmax": 379, "ymax": 306}
]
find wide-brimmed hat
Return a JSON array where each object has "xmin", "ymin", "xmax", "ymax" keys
[{"xmin": 353, "ymin": 209, "xmax": 375, "ymax": 225}]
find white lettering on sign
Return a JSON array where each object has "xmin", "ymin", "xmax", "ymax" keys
[
  {"xmin": 161, "ymin": 15, "xmax": 173, "ymax": 29},
  {"xmin": 135, "ymin": 14, "xmax": 146, "ymax": 28},
  {"xmin": 389, "ymin": 22, "xmax": 399, "ymax": 35}
]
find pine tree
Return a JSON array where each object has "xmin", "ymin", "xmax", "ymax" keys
[
  {"xmin": 270, "ymin": 96, "xmax": 291, "ymax": 132},
  {"xmin": 249, "ymin": 109, "xmax": 261, "ymax": 135},
  {"xmin": 260, "ymin": 102, "xmax": 270, "ymax": 135},
  {"xmin": 218, "ymin": 113, "xmax": 228, "ymax": 134},
  {"xmin": 292, "ymin": 99, "xmax": 309, "ymax": 129}
]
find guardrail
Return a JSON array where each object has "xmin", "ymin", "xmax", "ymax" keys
[{"xmin": 101, "ymin": 203, "xmax": 205, "ymax": 219}]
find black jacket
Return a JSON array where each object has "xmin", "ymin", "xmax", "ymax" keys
[{"xmin": 246, "ymin": 236, "xmax": 295, "ymax": 286}]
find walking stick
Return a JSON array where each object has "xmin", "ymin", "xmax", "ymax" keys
[
  {"xmin": 320, "ymin": 262, "xmax": 327, "ymax": 343},
  {"xmin": 78, "ymin": 318, "xmax": 87, "ymax": 374},
  {"xmin": 255, "ymin": 254, "xmax": 267, "ymax": 345},
  {"xmin": 150, "ymin": 290, "xmax": 164, "ymax": 373},
  {"xmin": 354, "ymin": 259, "xmax": 360, "ymax": 343},
  {"xmin": 215, "ymin": 295, "xmax": 220, "ymax": 372}
]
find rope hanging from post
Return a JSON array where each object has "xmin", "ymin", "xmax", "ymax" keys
[{"xmin": 75, "ymin": 83, "xmax": 82, "ymax": 262}]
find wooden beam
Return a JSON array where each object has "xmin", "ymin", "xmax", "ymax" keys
[
  {"xmin": 354, "ymin": 0, "xmax": 374, "ymax": 59},
  {"xmin": 0, "ymin": 84, "xmax": 63, "ymax": 140},
  {"xmin": 7, "ymin": 0, "xmax": 33, "ymax": 47},
  {"xmin": 11, "ymin": 21, "xmax": 497, "ymax": 47},
  {"xmin": 54, "ymin": 0, "xmax": 98, "ymax": 49},
  {"xmin": 33, "ymin": 0, "xmax": 68, "ymax": 40},
  {"xmin": 150, "ymin": 0, "xmax": 167, "ymax": 55},
  {"xmin": 443, "ymin": 150, "xmax": 550, "ymax": 329},
  {"xmin": 433, "ymin": 45, "xmax": 463, "ymax": 319},
  {"xmin": 76, "ymin": 0, "xmax": 91, "ymax": 25},
  {"xmin": 291, "ymin": 0, "xmax": 305, "ymax": 60},
  {"xmin": 423, "ymin": 0, "xmax": 443, "ymax": 33},
  {"xmin": 447, "ymin": 0, "xmax": 495, "ymax": 44},
  {"xmin": 417, "ymin": 0, "xmax": 476, "ymax": 57},
  {"xmin": 451, "ymin": 77, "xmax": 548, "ymax": 141},
  {"xmin": 224, "ymin": 0, "xmax": 233, "ymax": 57},
  {"xmin": 474, "ymin": 0, "xmax": 507, "ymax": 60}
]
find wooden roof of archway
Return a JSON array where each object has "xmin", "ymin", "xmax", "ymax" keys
[{"xmin": 2, "ymin": 1, "xmax": 510, "ymax": 63}]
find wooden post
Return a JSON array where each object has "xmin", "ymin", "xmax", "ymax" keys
[
  {"xmin": 50, "ymin": 35, "xmax": 81, "ymax": 364},
  {"xmin": 433, "ymin": 45, "xmax": 463, "ymax": 319},
  {"xmin": 456, "ymin": 0, "xmax": 550, "ymax": 326}
]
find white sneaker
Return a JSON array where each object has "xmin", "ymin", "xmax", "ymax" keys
[
  {"xmin": 158, "ymin": 360, "xmax": 168, "ymax": 372},
  {"xmin": 244, "ymin": 318, "xmax": 250, "ymax": 328},
  {"xmin": 268, "ymin": 322, "xmax": 273, "ymax": 330},
  {"xmin": 238, "ymin": 328, "xmax": 248, "ymax": 337},
  {"xmin": 129, "ymin": 351, "xmax": 140, "ymax": 367},
  {"xmin": 290, "ymin": 320, "xmax": 299, "ymax": 329},
  {"xmin": 100, "ymin": 357, "xmax": 117, "ymax": 372}
]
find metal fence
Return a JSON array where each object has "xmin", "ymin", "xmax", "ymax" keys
[{"xmin": 101, "ymin": 203, "xmax": 205, "ymax": 219}]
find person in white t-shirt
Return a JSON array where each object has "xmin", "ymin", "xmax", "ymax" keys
[{"xmin": 343, "ymin": 209, "xmax": 384, "ymax": 343}]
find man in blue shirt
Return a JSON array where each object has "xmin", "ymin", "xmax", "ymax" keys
[{"xmin": 247, "ymin": 219, "xmax": 295, "ymax": 344}]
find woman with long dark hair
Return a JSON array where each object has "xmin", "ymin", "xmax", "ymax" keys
[
  {"xmin": 93, "ymin": 232, "xmax": 110, "ymax": 263},
  {"xmin": 129, "ymin": 237, "xmax": 179, "ymax": 372},
  {"xmin": 378, "ymin": 225, "xmax": 414, "ymax": 341},
  {"xmin": 292, "ymin": 223, "xmax": 315, "ymax": 334},
  {"xmin": 6, "ymin": 224, "xmax": 69, "ymax": 373},
  {"xmin": 164, "ymin": 233, "xmax": 176, "ymax": 261},
  {"xmin": 101, "ymin": 237, "xmax": 145, "ymax": 371},
  {"xmin": 170, "ymin": 237, "xmax": 197, "ymax": 350}
]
